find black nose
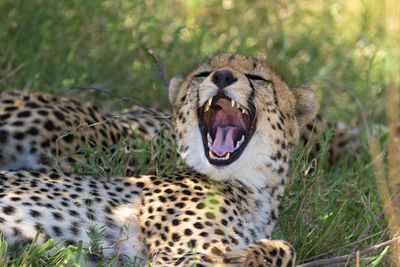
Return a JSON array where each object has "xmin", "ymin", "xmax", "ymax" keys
[{"xmin": 211, "ymin": 70, "xmax": 237, "ymax": 89}]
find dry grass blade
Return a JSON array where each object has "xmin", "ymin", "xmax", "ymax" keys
[
  {"xmin": 297, "ymin": 236, "xmax": 400, "ymax": 267},
  {"xmin": 148, "ymin": 49, "xmax": 169, "ymax": 90}
]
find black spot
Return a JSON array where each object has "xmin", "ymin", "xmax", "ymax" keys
[
  {"xmin": 26, "ymin": 102, "xmax": 40, "ymax": 108},
  {"xmin": 0, "ymin": 130, "xmax": 8, "ymax": 144},
  {"xmin": 211, "ymin": 247, "xmax": 223, "ymax": 256},
  {"xmin": 3, "ymin": 205, "xmax": 15, "ymax": 215},
  {"xmin": 49, "ymin": 173, "xmax": 60, "ymax": 180},
  {"xmin": 215, "ymin": 229, "xmax": 224, "ymax": 235},
  {"xmin": 30, "ymin": 209, "xmax": 41, "ymax": 217},
  {"xmin": 269, "ymin": 248, "xmax": 277, "ymax": 256},
  {"xmin": 4, "ymin": 106, "xmax": 17, "ymax": 112},
  {"xmin": 52, "ymin": 212, "xmax": 63, "ymax": 220},
  {"xmin": 40, "ymin": 139, "xmax": 50, "ymax": 148},
  {"xmin": 52, "ymin": 226, "xmax": 62, "ymax": 236},
  {"xmin": 13, "ymin": 132, "xmax": 25, "ymax": 140},
  {"xmin": 62, "ymin": 134, "xmax": 74, "ymax": 143},
  {"xmin": 193, "ymin": 222, "xmax": 204, "ymax": 229},
  {"xmin": 11, "ymin": 121, "xmax": 24, "ymax": 126},
  {"xmin": 37, "ymin": 110, "xmax": 49, "ymax": 116},
  {"xmin": 182, "ymin": 190, "xmax": 191, "ymax": 196},
  {"xmin": 175, "ymin": 202, "xmax": 185, "ymax": 208},
  {"xmin": 167, "ymin": 208, "xmax": 175, "ymax": 215},
  {"xmin": 0, "ymin": 113, "xmax": 11, "ymax": 121},
  {"xmin": 17, "ymin": 111, "xmax": 31, "ymax": 118},
  {"xmin": 185, "ymin": 210, "xmax": 195, "ymax": 215},
  {"xmin": 30, "ymin": 196, "xmax": 40, "ymax": 201},
  {"xmin": 44, "ymin": 120, "xmax": 56, "ymax": 131},
  {"xmin": 27, "ymin": 127, "xmax": 39, "ymax": 136},
  {"xmin": 196, "ymin": 203, "xmax": 205, "ymax": 209},
  {"xmin": 172, "ymin": 233, "xmax": 180, "ymax": 242},
  {"xmin": 15, "ymin": 144, "xmax": 23, "ymax": 152},
  {"xmin": 209, "ymin": 199, "xmax": 219, "ymax": 205},
  {"xmin": 53, "ymin": 111, "xmax": 65, "ymax": 120},
  {"xmin": 205, "ymin": 212, "xmax": 215, "ymax": 219},
  {"xmin": 184, "ymin": 229, "xmax": 193, "ymax": 236},
  {"xmin": 69, "ymin": 210, "xmax": 79, "ymax": 217}
]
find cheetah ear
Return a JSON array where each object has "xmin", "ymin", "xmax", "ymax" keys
[
  {"xmin": 292, "ymin": 87, "xmax": 319, "ymax": 126},
  {"xmin": 168, "ymin": 75, "xmax": 185, "ymax": 105}
]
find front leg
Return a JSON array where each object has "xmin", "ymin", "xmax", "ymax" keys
[{"xmin": 222, "ymin": 239, "xmax": 295, "ymax": 267}]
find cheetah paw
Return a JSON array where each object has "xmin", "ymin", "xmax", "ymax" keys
[{"xmin": 223, "ymin": 239, "xmax": 295, "ymax": 267}]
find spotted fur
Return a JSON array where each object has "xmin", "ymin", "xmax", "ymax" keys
[{"xmin": 0, "ymin": 90, "xmax": 173, "ymax": 174}]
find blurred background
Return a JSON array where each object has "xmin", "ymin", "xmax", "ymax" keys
[{"xmin": 0, "ymin": 0, "xmax": 399, "ymax": 126}]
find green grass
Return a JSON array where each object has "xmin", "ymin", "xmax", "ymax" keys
[{"xmin": 1, "ymin": 0, "xmax": 399, "ymax": 266}]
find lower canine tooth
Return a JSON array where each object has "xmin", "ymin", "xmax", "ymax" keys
[
  {"xmin": 224, "ymin": 153, "xmax": 230, "ymax": 160},
  {"xmin": 235, "ymin": 142, "xmax": 240, "ymax": 150}
]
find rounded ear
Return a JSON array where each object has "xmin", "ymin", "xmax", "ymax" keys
[
  {"xmin": 292, "ymin": 87, "xmax": 319, "ymax": 126},
  {"xmin": 168, "ymin": 75, "xmax": 185, "ymax": 105}
]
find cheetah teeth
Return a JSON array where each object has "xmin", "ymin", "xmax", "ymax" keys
[
  {"xmin": 209, "ymin": 151, "xmax": 231, "ymax": 160},
  {"xmin": 235, "ymin": 135, "xmax": 245, "ymax": 150},
  {"xmin": 204, "ymin": 96, "xmax": 213, "ymax": 112},
  {"xmin": 204, "ymin": 96, "xmax": 248, "ymax": 115},
  {"xmin": 207, "ymin": 132, "xmax": 212, "ymax": 148},
  {"xmin": 208, "ymin": 96, "xmax": 213, "ymax": 106}
]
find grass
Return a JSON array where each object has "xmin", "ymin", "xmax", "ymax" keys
[{"xmin": 0, "ymin": 0, "xmax": 399, "ymax": 266}]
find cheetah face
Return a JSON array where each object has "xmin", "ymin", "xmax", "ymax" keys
[{"xmin": 169, "ymin": 54, "xmax": 318, "ymax": 188}]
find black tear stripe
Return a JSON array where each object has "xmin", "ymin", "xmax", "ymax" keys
[
  {"xmin": 272, "ymin": 87, "xmax": 278, "ymax": 106},
  {"xmin": 248, "ymin": 74, "xmax": 278, "ymax": 106},
  {"xmin": 248, "ymin": 82, "xmax": 257, "ymax": 123}
]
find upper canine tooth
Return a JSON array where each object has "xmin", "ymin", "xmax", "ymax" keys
[
  {"xmin": 204, "ymin": 103, "xmax": 210, "ymax": 112},
  {"xmin": 231, "ymin": 99, "xmax": 236, "ymax": 107},
  {"xmin": 208, "ymin": 97, "xmax": 213, "ymax": 106},
  {"xmin": 224, "ymin": 152, "xmax": 230, "ymax": 160}
]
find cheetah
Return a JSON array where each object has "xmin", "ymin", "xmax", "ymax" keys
[
  {"xmin": 0, "ymin": 90, "xmax": 174, "ymax": 174},
  {"xmin": 0, "ymin": 54, "xmax": 319, "ymax": 266}
]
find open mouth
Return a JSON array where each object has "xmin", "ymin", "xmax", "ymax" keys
[{"xmin": 199, "ymin": 94, "xmax": 256, "ymax": 166}]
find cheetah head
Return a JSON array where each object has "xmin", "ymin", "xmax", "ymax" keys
[{"xmin": 169, "ymin": 54, "xmax": 318, "ymax": 188}]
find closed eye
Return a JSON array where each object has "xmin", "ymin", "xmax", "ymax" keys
[
  {"xmin": 194, "ymin": 71, "xmax": 212, "ymax": 78},
  {"xmin": 245, "ymin": 74, "xmax": 271, "ymax": 83}
]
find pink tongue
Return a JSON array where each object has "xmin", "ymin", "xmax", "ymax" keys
[{"xmin": 211, "ymin": 126, "xmax": 241, "ymax": 157}]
